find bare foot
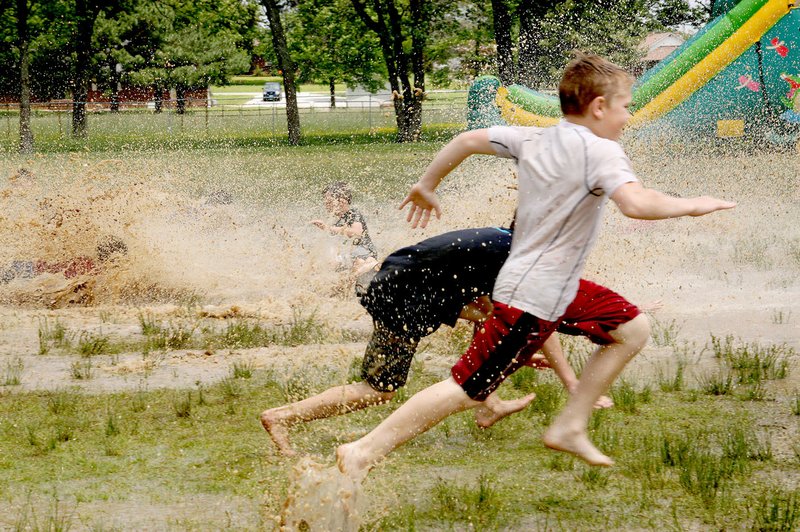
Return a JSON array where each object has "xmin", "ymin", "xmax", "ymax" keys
[
  {"xmin": 336, "ymin": 442, "xmax": 370, "ymax": 482},
  {"xmin": 542, "ymin": 424, "xmax": 614, "ymax": 467},
  {"xmin": 260, "ymin": 409, "xmax": 297, "ymax": 458},
  {"xmin": 474, "ymin": 393, "xmax": 536, "ymax": 429},
  {"xmin": 593, "ymin": 395, "xmax": 614, "ymax": 409}
]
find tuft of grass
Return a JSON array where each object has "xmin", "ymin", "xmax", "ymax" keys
[
  {"xmin": 276, "ymin": 308, "xmax": 326, "ymax": 346},
  {"xmin": 3, "ymin": 357, "xmax": 24, "ymax": 386},
  {"xmin": 610, "ymin": 379, "xmax": 649, "ymax": 414},
  {"xmin": 578, "ymin": 467, "xmax": 610, "ymax": 489},
  {"xmin": 231, "ymin": 359, "xmax": 255, "ymax": 379},
  {"xmin": 69, "ymin": 358, "xmax": 93, "ymax": 380},
  {"xmin": 657, "ymin": 357, "xmax": 686, "ymax": 392},
  {"xmin": 77, "ymin": 331, "xmax": 111, "ymax": 357},
  {"xmin": 527, "ymin": 379, "xmax": 565, "ymax": 422},
  {"xmin": 140, "ymin": 315, "xmax": 198, "ymax": 353},
  {"xmin": 771, "ymin": 309, "xmax": 792, "ymax": 325},
  {"xmin": 699, "ymin": 369, "xmax": 735, "ymax": 396},
  {"xmin": 751, "ymin": 488, "xmax": 800, "ymax": 532},
  {"xmin": 172, "ymin": 391, "xmax": 192, "ymax": 418},
  {"xmin": 429, "ymin": 474, "xmax": 505, "ymax": 528},
  {"xmin": 650, "ymin": 317, "xmax": 681, "ymax": 347},
  {"xmin": 219, "ymin": 375, "xmax": 243, "ymax": 400},
  {"xmin": 38, "ymin": 319, "xmax": 72, "ymax": 355},
  {"xmin": 46, "ymin": 389, "xmax": 78, "ymax": 415},
  {"xmin": 791, "ymin": 392, "xmax": 800, "ymax": 416},
  {"xmin": 710, "ymin": 335, "xmax": 792, "ymax": 384}
]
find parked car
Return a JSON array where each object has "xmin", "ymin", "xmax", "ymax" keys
[{"xmin": 262, "ymin": 82, "xmax": 282, "ymax": 102}]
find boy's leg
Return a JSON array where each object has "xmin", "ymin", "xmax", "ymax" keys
[
  {"xmin": 338, "ymin": 303, "xmax": 557, "ymax": 480},
  {"xmin": 543, "ymin": 280, "xmax": 650, "ymax": 466},
  {"xmin": 337, "ymin": 377, "xmax": 479, "ymax": 481},
  {"xmin": 261, "ymin": 381, "xmax": 394, "ymax": 457},
  {"xmin": 261, "ymin": 323, "xmax": 415, "ymax": 457}
]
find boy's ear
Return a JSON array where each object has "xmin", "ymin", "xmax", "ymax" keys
[{"xmin": 589, "ymin": 96, "xmax": 606, "ymax": 120}]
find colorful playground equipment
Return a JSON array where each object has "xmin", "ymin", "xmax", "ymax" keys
[{"xmin": 467, "ymin": 0, "xmax": 800, "ymax": 140}]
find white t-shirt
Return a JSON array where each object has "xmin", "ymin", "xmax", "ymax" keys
[{"xmin": 489, "ymin": 121, "xmax": 638, "ymax": 320}]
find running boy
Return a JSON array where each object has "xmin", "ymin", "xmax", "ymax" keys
[
  {"xmin": 336, "ymin": 53, "xmax": 735, "ymax": 478},
  {"xmin": 261, "ymin": 226, "xmax": 616, "ymax": 457},
  {"xmin": 311, "ymin": 182, "xmax": 378, "ymax": 278}
]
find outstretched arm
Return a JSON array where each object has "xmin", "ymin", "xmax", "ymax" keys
[
  {"xmin": 400, "ymin": 129, "xmax": 495, "ymax": 228},
  {"xmin": 611, "ymin": 182, "xmax": 736, "ymax": 220}
]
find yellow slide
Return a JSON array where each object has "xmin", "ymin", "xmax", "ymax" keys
[
  {"xmin": 496, "ymin": 87, "xmax": 559, "ymax": 127},
  {"xmin": 628, "ymin": 0, "xmax": 793, "ymax": 126}
]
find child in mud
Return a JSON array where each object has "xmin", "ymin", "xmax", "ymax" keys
[
  {"xmin": 311, "ymin": 182, "xmax": 379, "ymax": 286},
  {"xmin": 336, "ymin": 53, "xmax": 735, "ymax": 479},
  {"xmin": 0, "ymin": 235, "xmax": 128, "ymax": 284},
  {"xmin": 261, "ymin": 226, "xmax": 624, "ymax": 457}
]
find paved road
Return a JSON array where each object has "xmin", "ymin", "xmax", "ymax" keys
[{"xmin": 221, "ymin": 91, "xmax": 393, "ymax": 109}]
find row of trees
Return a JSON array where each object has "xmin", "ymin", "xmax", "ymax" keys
[{"xmin": 1, "ymin": 0, "xmax": 711, "ymax": 151}]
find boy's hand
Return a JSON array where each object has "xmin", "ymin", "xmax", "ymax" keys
[
  {"xmin": 399, "ymin": 183, "xmax": 442, "ymax": 228},
  {"xmin": 689, "ymin": 196, "xmax": 737, "ymax": 216}
]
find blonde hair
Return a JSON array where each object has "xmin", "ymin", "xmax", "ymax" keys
[{"xmin": 559, "ymin": 52, "xmax": 633, "ymax": 116}]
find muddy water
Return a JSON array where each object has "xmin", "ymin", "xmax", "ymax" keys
[{"xmin": 0, "ymin": 145, "xmax": 797, "ymax": 393}]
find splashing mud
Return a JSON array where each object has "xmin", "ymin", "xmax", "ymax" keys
[{"xmin": 278, "ymin": 457, "xmax": 364, "ymax": 531}]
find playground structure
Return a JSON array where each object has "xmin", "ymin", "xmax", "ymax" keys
[{"xmin": 468, "ymin": 0, "xmax": 800, "ymax": 141}]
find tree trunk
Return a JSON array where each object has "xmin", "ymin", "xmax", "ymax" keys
[
  {"xmin": 262, "ymin": 0, "xmax": 301, "ymax": 145},
  {"xmin": 72, "ymin": 0, "xmax": 95, "ymax": 138},
  {"xmin": 491, "ymin": 0, "xmax": 515, "ymax": 84},
  {"xmin": 516, "ymin": 2, "xmax": 547, "ymax": 89},
  {"xmin": 329, "ymin": 78, "xmax": 335, "ymax": 108},
  {"xmin": 153, "ymin": 84, "xmax": 163, "ymax": 113},
  {"xmin": 17, "ymin": 0, "xmax": 33, "ymax": 154},
  {"xmin": 175, "ymin": 84, "xmax": 186, "ymax": 114},
  {"xmin": 352, "ymin": 0, "xmax": 426, "ymax": 142}
]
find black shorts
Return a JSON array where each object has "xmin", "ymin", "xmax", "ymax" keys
[{"xmin": 360, "ymin": 322, "xmax": 419, "ymax": 392}]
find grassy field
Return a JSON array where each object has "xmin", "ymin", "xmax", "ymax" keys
[
  {"xmin": 0, "ymin": 107, "xmax": 466, "ymax": 153},
  {"xmin": 1, "ymin": 320, "xmax": 798, "ymax": 530},
  {"xmin": 0, "ymin": 136, "xmax": 798, "ymax": 529}
]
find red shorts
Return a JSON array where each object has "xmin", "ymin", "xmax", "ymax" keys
[
  {"xmin": 557, "ymin": 279, "xmax": 640, "ymax": 345},
  {"xmin": 451, "ymin": 279, "xmax": 639, "ymax": 400}
]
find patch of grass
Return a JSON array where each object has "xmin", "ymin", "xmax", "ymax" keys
[
  {"xmin": 3, "ymin": 357, "xmax": 24, "ymax": 386},
  {"xmin": 172, "ymin": 391, "xmax": 193, "ymax": 418},
  {"xmin": 140, "ymin": 317, "xmax": 197, "ymax": 353},
  {"xmin": 751, "ymin": 488, "xmax": 800, "ymax": 532},
  {"xmin": 231, "ymin": 359, "xmax": 254, "ymax": 379},
  {"xmin": 711, "ymin": 334, "xmax": 792, "ymax": 384},
  {"xmin": 791, "ymin": 391, "xmax": 800, "ymax": 416},
  {"xmin": 428, "ymin": 474, "xmax": 506, "ymax": 529},
  {"xmin": 699, "ymin": 369, "xmax": 735, "ymax": 396},
  {"xmin": 610, "ymin": 379, "xmax": 651, "ymax": 414},
  {"xmin": 69, "ymin": 358, "xmax": 93, "ymax": 380},
  {"xmin": 771, "ymin": 309, "xmax": 792, "ymax": 325},
  {"xmin": 77, "ymin": 332, "xmax": 111, "ymax": 357},
  {"xmin": 657, "ymin": 357, "xmax": 686, "ymax": 392},
  {"xmin": 650, "ymin": 317, "xmax": 681, "ymax": 347},
  {"xmin": 38, "ymin": 319, "xmax": 72, "ymax": 355}
]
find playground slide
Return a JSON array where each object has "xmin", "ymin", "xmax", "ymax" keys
[{"xmin": 483, "ymin": 0, "xmax": 794, "ymax": 129}]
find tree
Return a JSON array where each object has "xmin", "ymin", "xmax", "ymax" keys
[
  {"xmin": 351, "ymin": 0, "xmax": 433, "ymax": 142},
  {"xmin": 289, "ymin": 0, "xmax": 384, "ymax": 107},
  {"xmin": 491, "ymin": 0, "xmax": 514, "ymax": 84},
  {"xmin": 261, "ymin": 0, "xmax": 301, "ymax": 144},
  {"xmin": 17, "ymin": 0, "xmax": 33, "ymax": 152},
  {"xmin": 105, "ymin": 0, "xmax": 254, "ymax": 114}
]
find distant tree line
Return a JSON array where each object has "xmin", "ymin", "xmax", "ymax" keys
[{"xmin": 0, "ymin": 0, "xmax": 709, "ymax": 150}]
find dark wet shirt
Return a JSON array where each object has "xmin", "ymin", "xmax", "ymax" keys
[
  {"xmin": 360, "ymin": 227, "xmax": 513, "ymax": 338},
  {"xmin": 334, "ymin": 208, "xmax": 377, "ymax": 259}
]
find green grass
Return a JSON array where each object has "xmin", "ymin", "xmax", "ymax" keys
[
  {"xmin": 0, "ymin": 353, "xmax": 798, "ymax": 529},
  {"xmin": 0, "ymin": 100, "xmax": 466, "ymax": 154}
]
